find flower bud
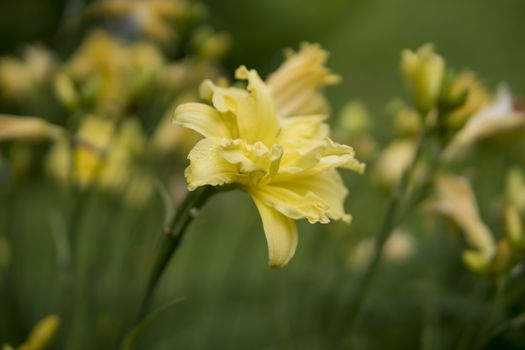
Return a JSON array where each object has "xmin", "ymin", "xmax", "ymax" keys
[
  {"xmin": 505, "ymin": 205, "xmax": 523, "ymax": 246},
  {"xmin": 401, "ymin": 44, "xmax": 445, "ymax": 113},
  {"xmin": 18, "ymin": 315, "xmax": 60, "ymax": 350},
  {"xmin": 462, "ymin": 249, "xmax": 491, "ymax": 274}
]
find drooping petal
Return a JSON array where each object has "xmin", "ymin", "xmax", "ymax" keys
[
  {"xmin": 185, "ymin": 138, "xmax": 243, "ymax": 190},
  {"xmin": 255, "ymin": 169, "xmax": 351, "ymax": 224},
  {"xmin": 267, "ymin": 43, "xmax": 340, "ymax": 117},
  {"xmin": 429, "ymin": 174, "xmax": 496, "ymax": 257},
  {"xmin": 251, "ymin": 195, "xmax": 298, "ymax": 268},
  {"xmin": 173, "ymin": 102, "xmax": 232, "ymax": 138}
]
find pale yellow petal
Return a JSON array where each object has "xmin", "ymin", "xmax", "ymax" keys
[
  {"xmin": 234, "ymin": 66, "xmax": 280, "ymax": 146},
  {"xmin": 217, "ymin": 138, "xmax": 282, "ymax": 182},
  {"xmin": 251, "ymin": 195, "xmax": 298, "ymax": 268},
  {"xmin": 173, "ymin": 102, "xmax": 232, "ymax": 138},
  {"xmin": 185, "ymin": 138, "xmax": 243, "ymax": 190},
  {"xmin": 431, "ymin": 174, "xmax": 496, "ymax": 256},
  {"xmin": 267, "ymin": 43, "xmax": 340, "ymax": 116},
  {"xmin": 255, "ymin": 169, "xmax": 351, "ymax": 224},
  {"xmin": 199, "ymin": 69, "xmax": 280, "ymax": 147}
]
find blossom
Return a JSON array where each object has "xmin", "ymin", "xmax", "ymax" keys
[
  {"xmin": 88, "ymin": 0, "xmax": 193, "ymax": 42},
  {"xmin": 372, "ymin": 139, "xmax": 417, "ymax": 189},
  {"xmin": 173, "ymin": 66, "xmax": 364, "ymax": 267},
  {"xmin": 445, "ymin": 71, "xmax": 491, "ymax": 127},
  {"xmin": 444, "ymin": 86, "xmax": 525, "ymax": 159},
  {"xmin": 401, "ymin": 44, "xmax": 445, "ymax": 113},
  {"xmin": 348, "ymin": 229, "xmax": 416, "ymax": 270},
  {"xmin": 65, "ymin": 30, "xmax": 165, "ymax": 116},
  {"xmin": 47, "ymin": 115, "xmax": 152, "ymax": 204},
  {"xmin": 0, "ymin": 46, "xmax": 55, "ymax": 101},
  {"xmin": 428, "ymin": 174, "xmax": 496, "ymax": 271}
]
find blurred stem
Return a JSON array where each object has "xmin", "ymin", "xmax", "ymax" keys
[
  {"xmin": 132, "ymin": 186, "xmax": 215, "ymax": 327},
  {"xmin": 474, "ymin": 275, "xmax": 508, "ymax": 349},
  {"xmin": 340, "ymin": 125, "xmax": 428, "ymax": 334}
]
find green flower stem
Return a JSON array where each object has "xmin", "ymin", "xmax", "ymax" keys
[
  {"xmin": 133, "ymin": 185, "xmax": 215, "ymax": 325},
  {"xmin": 474, "ymin": 275, "xmax": 508, "ymax": 349},
  {"xmin": 340, "ymin": 126, "xmax": 428, "ymax": 334}
]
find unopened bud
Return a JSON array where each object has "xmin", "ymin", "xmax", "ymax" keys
[
  {"xmin": 19, "ymin": 315, "xmax": 60, "ymax": 350},
  {"xmin": 401, "ymin": 44, "xmax": 445, "ymax": 113}
]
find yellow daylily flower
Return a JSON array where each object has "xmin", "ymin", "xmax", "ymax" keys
[
  {"xmin": 174, "ymin": 66, "xmax": 364, "ymax": 267},
  {"xmin": 348, "ymin": 229, "xmax": 415, "ymax": 270},
  {"xmin": 445, "ymin": 70, "xmax": 491, "ymax": 127},
  {"xmin": 66, "ymin": 30, "xmax": 165, "ymax": 116},
  {"xmin": 88, "ymin": 0, "xmax": 192, "ymax": 42},
  {"xmin": 0, "ymin": 46, "xmax": 55, "ymax": 101},
  {"xmin": 444, "ymin": 86, "xmax": 525, "ymax": 159},
  {"xmin": 429, "ymin": 174, "xmax": 496, "ymax": 269},
  {"xmin": 266, "ymin": 43, "xmax": 341, "ymax": 117},
  {"xmin": 372, "ymin": 139, "xmax": 417, "ymax": 189},
  {"xmin": 46, "ymin": 115, "xmax": 153, "ymax": 205},
  {"xmin": 0, "ymin": 115, "xmax": 63, "ymax": 142},
  {"xmin": 401, "ymin": 44, "xmax": 445, "ymax": 113}
]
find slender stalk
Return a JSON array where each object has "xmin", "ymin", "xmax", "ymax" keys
[
  {"xmin": 474, "ymin": 275, "xmax": 507, "ymax": 349},
  {"xmin": 134, "ymin": 186, "xmax": 215, "ymax": 324},
  {"xmin": 338, "ymin": 126, "xmax": 428, "ymax": 334}
]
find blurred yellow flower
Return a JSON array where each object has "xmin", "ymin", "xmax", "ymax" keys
[
  {"xmin": 266, "ymin": 43, "xmax": 341, "ymax": 116},
  {"xmin": 65, "ymin": 30, "xmax": 165, "ymax": 116},
  {"xmin": 0, "ymin": 115, "xmax": 63, "ymax": 142},
  {"xmin": 429, "ymin": 174, "xmax": 496, "ymax": 271},
  {"xmin": 401, "ymin": 44, "xmax": 445, "ymax": 113},
  {"xmin": 174, "ymin": 66, "xmax": 364, "ymax": 267},
  {"xmin": 445, "ymin": 71, "xmax": 491, "ymax": 127},
  {"xmin": 372, "ymin": 139, "xmax": 417, "ymax": 189},
  {"xmin": 444, "ymin": 86, "xmax": 525, "ymax": 159},
  {"xmin": 0, "ymin": 46, "xmax": 55, "ymax": 101},
  {"xmin": 348, "ymin": 229, "xmax": 416, "ymax": 270},
  {"xmin": 47, "ymin": 115, "xmax": 149, "ymax": 193},
  {"xmin": 88, "ymin": 0, "xmax": 192, "ymax": 42}
]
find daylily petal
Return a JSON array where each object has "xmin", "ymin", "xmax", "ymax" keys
[
  {"xmin": 292, "ymin": 139, "xmax": 365, "ymax": 175},
  {"xmin": 235, "ymin": 66, "xmax": 280, "ymax": 146},
  {"xmin": 430, "ymin": 174, "xmax": 496, "ymax": 256},
  {"xmin": 218, "ymin": 138, "xmax": 282, "ymax": 181},
  {"xmin": 173, "ymin": 102, "xmax": 232, "ymax": 138},
  {"xmin": 278, "ymin": 114, "xmax": 329, "ymax": 145},
  {"xmin": 200, "ymin": 68, "xmax": 280, "ymax": 147},
  {"xmin": 185, "ymin": 138, "xmax": 243, "ymax": 190},
  {"xmin": 255, "ymin": 169, "xmax": 351, "ymax": 224},
  {"xmin": 267, "ymin": 43, "xmax": 340, "ymax": 117},
  {"xmin": 251, "ymin": 195, "xmax": 298, "ymax": 268}
]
